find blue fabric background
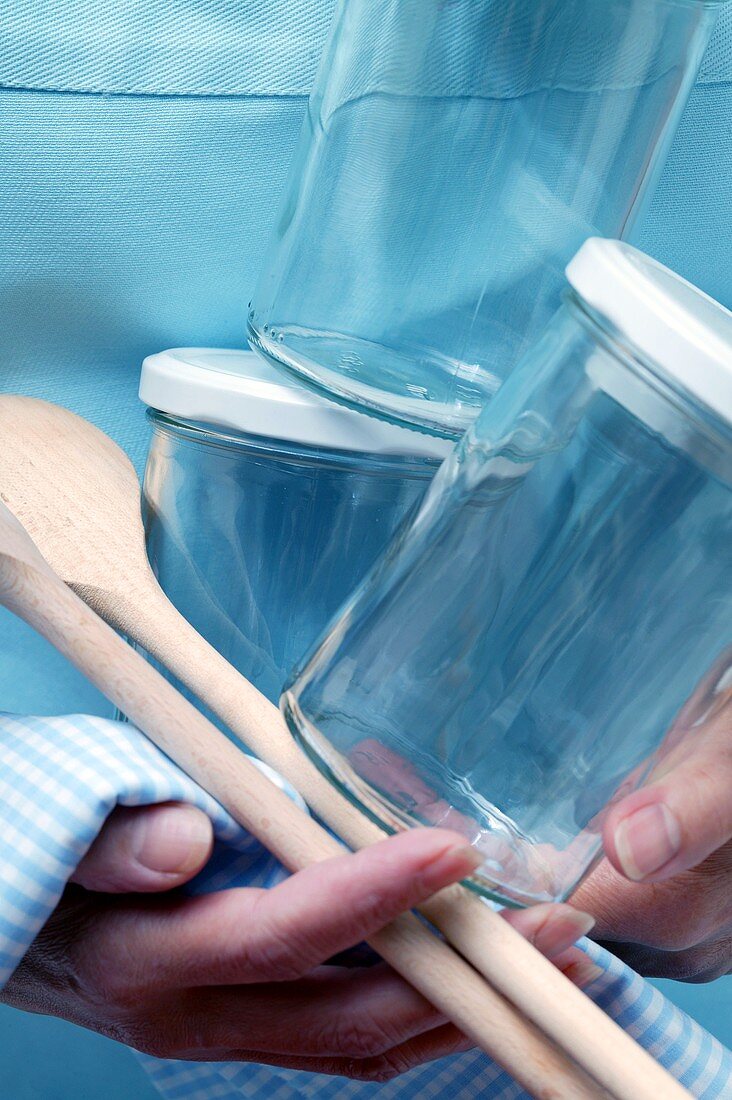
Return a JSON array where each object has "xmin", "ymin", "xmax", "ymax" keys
[{"xmin": 0, "ymin": 1, "xmax": 729, "ymax": 1094}]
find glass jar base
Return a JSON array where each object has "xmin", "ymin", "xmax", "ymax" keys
[
  {"xmin": 282, "ymin": 691, "xmax": 574, "ymax": 908},
  {"xmin": 248, "ymin": 320, "xmax": 500, "ymax": 440}
]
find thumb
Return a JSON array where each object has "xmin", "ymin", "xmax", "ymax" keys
[
  {"xmin": 603, "ymin": 705, "xmax": 732, "ymax": 883},
  {"xmin": 71, "ymin": 803, "xmax": 214, "ymax": 893}
]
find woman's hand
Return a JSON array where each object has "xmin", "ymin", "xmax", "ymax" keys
[
  {"xmin": 2, "ymin": 807, "xmax": 595, "ymax": 1080},
  {"xmin": 575, "ymin": 662, "xmax": 732, "ymax": 982}
]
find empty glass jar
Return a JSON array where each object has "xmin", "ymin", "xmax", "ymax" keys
[
  {"xmin": 249, "ymin": 0, "xmax": 726, "ymax": 437},
  {"xmin": 283, "ymin": 239, "xmax": 732, "ymax": 907},
  {"xmin": 140, "ymin": 348, "xmax": 448, "ymax": 707}
]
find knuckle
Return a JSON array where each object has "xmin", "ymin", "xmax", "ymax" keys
[
  {"xmin": 243, "ymin": 892, "xmax": 327, "ymax": 981},
  {"xmin": 244, "ymin": 923, "xmax": 304, "ymax": 982}
]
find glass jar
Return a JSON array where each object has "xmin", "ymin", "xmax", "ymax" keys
[
  {"xmin": 249, "ymin": 0, "xmax": 726, "ymax": 438},
  {"xmin": 283, "ymin": 239, "xmax": 732, "ymax": 907},
  {"xmin": 139, "ymin": 348, "xmax": 449, "ymax": 707}
]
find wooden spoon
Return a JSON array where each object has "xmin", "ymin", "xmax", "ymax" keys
[
  {"xmin": 0, "ymin": 395, "xmax": 690, "ymax": 1100},
  {"xmin": 0, "ymin": 495, "xmax": 600, "ymax": 1100}
]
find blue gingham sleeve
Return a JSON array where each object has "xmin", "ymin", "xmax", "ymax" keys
[{"xmin": 0, "ymin": 712, "xmax": 730, "ymax": 1100}]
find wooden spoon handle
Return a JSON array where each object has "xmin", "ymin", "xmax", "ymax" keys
[
  {"xmin": 114, "ymin": 584, "xmax": 691, "ymax": 1100},
  {"xmin": 1, "ymin": 558, "xmax": 604, "ymax": 1100}
]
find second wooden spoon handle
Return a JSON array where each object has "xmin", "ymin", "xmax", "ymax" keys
[
  {"xmin": 118, "ymin": 582, "xmax": 690, "ymax": 1100},
  {"xmin": 3, "ymin": 560, "xmax": 602, "ymax": 1100}
]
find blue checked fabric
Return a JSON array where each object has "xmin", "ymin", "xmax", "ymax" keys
[{"xmin": 0, "ymin": 712, "xmax": 730, "ymax": 1099}]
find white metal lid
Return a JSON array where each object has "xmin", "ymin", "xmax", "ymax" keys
[
  {"xmin": 139, "ymin": 347, "xmax": 452, "ymax": 460},
  {"xmin": 566, "ymin": 239, "xmax": 732, "ymax": 426}
]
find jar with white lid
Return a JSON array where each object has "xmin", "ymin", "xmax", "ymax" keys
[
  {"xmin": 283, "ymin": 239, "xmax": 732, "ymax": 908},
  {"xmin": 139, "ymin": 348, "xmax": 449, "ymax": 706}
]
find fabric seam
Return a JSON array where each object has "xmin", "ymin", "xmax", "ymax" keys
[{"xmin": 0, "ymin": 81, "xmax": 312, "ymax": 102}]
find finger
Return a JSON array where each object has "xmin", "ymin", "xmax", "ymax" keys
[
  {"xmin": 549, "ymin": 947, "xmax": 604, "ymax": 989},
  {"xmin": 110, "ymin": 827, "xmax": 481, "ymax": 988},
  {"xmin": 593, "ymin": 937, "xmax": 732, "ymax": 984},
  {"xmin": 501, "ymin": 903, "xmax": 595, "ymax": 959},
  {"xmin": 604, "ymin": 697, "xmax": 732, "ymax": 883},
  {"xmin": 205, "ymin": 827, "xmax": 482, "ymax": 984},
  {"xmin": 71, "ymin": 804, "xmax": 213, "ymax": 893},
  {"xmin": 178, "ymin": 1022, "xmax": 471, "ymax": 1080},
  {"xmin": 173, "ymin": 964, "xmax": 448, "ymax": 1057},
  {"xmin": 501, "ymin": 905, "xmax": 603, "ymax": 989},
  {"xmin": 573, "ymin": 850, "xmax": 732, "ymax": 953}
]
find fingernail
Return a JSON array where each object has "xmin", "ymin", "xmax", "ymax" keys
[
  {"xmin": 424, "ymin": 843, "xmax": 483, "ymax": 887},
  {"xmin": 570, "ymin": 911, "xmax": 596, "ymax": 939},
  {"xmin": 614, "ymin": 803, "xmax": 681, "ymax": 882},
  {"xmin": 529, "ymin": 908, "xmax": 595, "ymax": 958},
  {"xmin": 134, "ymin": 806, "xmax": 212, "ymax": 875},
  {"xmin": 564, "ymin": 959, "xmax": 604, "ymax": 989},
  {"xmin": 548, "ymin": 909, "xmax": 596, "ymax": 947}
]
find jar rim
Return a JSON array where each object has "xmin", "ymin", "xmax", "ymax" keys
[{"xmin": 140, "ymin": 347, "xmax": 452, "ymax": 463}]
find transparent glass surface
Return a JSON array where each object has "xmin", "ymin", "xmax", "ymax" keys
[
  {"xmin": 142, "ymin": 416, "xmax": 439, "ymax": 712},
  {"xmin": 283, "ymin": 302, "xmax": 732, "ymax": 906},
  {"xmin": 250, "ymin": 0, "xmax": 724, "ymax": 437}
]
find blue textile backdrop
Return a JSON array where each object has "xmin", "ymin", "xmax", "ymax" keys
[{"xmin": 0, "ymin": 1, "xmax": 729, "ymax": 1095}]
